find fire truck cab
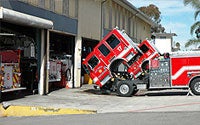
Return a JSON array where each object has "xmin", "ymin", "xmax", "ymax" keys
[
  {"xmin": 83, "ymin": 28, "xmax": 136, "ymax": 87},
  {"xmin": 83, "ymin": 28, "xmax": 200, "ymax": 97}
]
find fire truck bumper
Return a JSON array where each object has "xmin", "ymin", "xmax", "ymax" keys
[
  {"xmin": 1, "ymin": 87, "xmax": 26, "ymax": 93},
  {"xmin": 93, "ymin": 75, "xmax": 111, "ymax": 87}
]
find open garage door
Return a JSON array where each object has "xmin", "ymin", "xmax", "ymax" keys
[
  {"xmin": 81, "ymin": 38, "xmax": 99, "ymax": 84},
  {"xmin": 49, "ymin": 32, "xmax": 75, "ymax": 89},
  {"xmin": 0, "ymin": 7, "xmax": 53, "ymax": 96}
]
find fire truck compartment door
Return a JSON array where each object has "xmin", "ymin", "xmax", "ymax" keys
[
  {"xmin": 171, "ymin": 56, "xmax": 200, "ymax": 86},
  {"xmin": 149, "ymin": 60, "xmax": 171, "ymax": 88}
]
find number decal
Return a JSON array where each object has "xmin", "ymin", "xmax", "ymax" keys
[{"xmin": 117, "ymin": 46, "xmax": 122, "ymax": 51}]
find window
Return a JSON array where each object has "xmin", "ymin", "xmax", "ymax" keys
[
  {"xmin": 140, "ymin": 44, "xmax": 149, "ymax": 53},
  {"xmin": 98, "ymin": 44, "xmax": 110, "ymax": 56},
  {"xmin": 106, "ymin": 34, "xmax": 120, "ymax": 49},
  {"xmin": 88, "ymin": 56, "xmax": 99, "ymax": 69}
]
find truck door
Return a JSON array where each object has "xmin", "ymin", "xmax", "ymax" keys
[
  {"xmin": 171, "ymin": 56, "xmax": 200, "ymax": 86},
  {"xmin": 97, "ymin": 43, "xmax": 114, "ymax": 66},
  {"xmin": 96, "ymin": 33, "xmax": 125, "ymax": 66}
]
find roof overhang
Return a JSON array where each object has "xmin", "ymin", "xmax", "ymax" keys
[
  {"xmin": 0, "ymin": 7, "xmax": 53, "ymax": 29},
  {"xmin": 152, "ymin": 32, "xmax": 177, "ymax": 37}
]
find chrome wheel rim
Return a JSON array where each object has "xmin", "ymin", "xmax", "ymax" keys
[
  {"xmin": 120, "ymin": 84, "xmax": 129, "ymax": 94},
  {"xmin": 194, "ymin": 82, "xmax": 200, "ymax": 92}
]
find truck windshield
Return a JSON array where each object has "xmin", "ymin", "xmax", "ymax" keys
[
  {"xmin": 88, "ymin": 56, "xmax": 99, "ymax": 69},
  {"xmin": 106, "ymin": 34, "xmax": 120, "ymax": 49},
  {"xmin": 98, "ymin": 44, "xmax": 110, "ymax": 56}
]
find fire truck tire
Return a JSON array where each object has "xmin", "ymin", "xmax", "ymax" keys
[
  {"xmin": 116, "ymin": 81, "xmax": 134, "ymax": 97},
  {"xmin": 190, "ymin": 78, "xmax": 200, "ymax": 95}
]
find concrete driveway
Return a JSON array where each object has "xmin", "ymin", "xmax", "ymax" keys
[{"xmin": 1, "ymin": 84, "xmax": 200, "ymax": 116}]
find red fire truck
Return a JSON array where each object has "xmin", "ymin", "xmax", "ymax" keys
[
  {"xmin": 0, "ymin": 34, "xmax": 38, "ymax": 101},
  {"xmin": 0, "ymin": 50, "xmax": 26, "ymax": 99},
  {"xmin": 82, "ymin": 28, "xmax": 200, "ymax": 96},
  {"xmin": 49, "ymin": 54, "xmax": 73, "ymax": 88}
]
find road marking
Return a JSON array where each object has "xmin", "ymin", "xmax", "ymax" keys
[{"xmin": 0, "ymin": 105, "xmax": 96, "ymax": 117}]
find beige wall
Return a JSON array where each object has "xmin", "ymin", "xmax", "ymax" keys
[
  {"xmin": 103, "ymin": 0, "xmax": 152, "ymax": 43},
  {"xmin": 135, "ymin": 17, "xmax": 151, "ymax": 42},
  {"xmin": 78, "ymin": 0, "xmax": 101, "ymax": 40},
  {"xmin": 19, "ymin": 0, "xmax": 78, "ymax": 18},
  {"xmin": 77, "ymin": 0, "xmax": 152, "ymax": 41}
]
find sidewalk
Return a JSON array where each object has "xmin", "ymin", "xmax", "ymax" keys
[{"xmin": 1, "ymin": 84, "xmax": 200, "ymax": 116}]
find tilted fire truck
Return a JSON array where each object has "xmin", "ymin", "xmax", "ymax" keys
[{"xmin": 82, "ymin": 27, "xmax": 200, "ymax": 96}]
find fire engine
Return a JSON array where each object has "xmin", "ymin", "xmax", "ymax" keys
[
  {"xmin": 0, "ymin": 50, "xmax": 26, "ymax": 96},
  {"xmin": 82, "ymin": 27, "xmax": 200, "ymax": 97},
  {"xmin": 0, "ymin": 34, "xmax": 37, "ymax": 101},
  {"xmin": 49, "ymin": 54, "xmax": 73, "ymax": 88}
]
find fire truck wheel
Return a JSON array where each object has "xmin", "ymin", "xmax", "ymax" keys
[
  {"xmin": 190, "ymin": 78, "xmax": 200, "ymax": 95},
  {"xmin": 116, "ymin": 81, "xmax": 134, "ymax": 97}
]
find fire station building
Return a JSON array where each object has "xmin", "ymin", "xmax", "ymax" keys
[{"xmin": 0, "ymin": 0, "xmax": 155, "ymax": 95}]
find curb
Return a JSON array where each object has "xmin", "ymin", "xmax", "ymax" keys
[{"xmin": 0, "ymin": 104, "xmax": 97, "ymax": 117}]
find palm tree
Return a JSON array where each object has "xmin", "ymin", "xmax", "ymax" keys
[
  {"xmin": 184, "ymin": 0, "xmax": 200, "ymax": 9},
  {"xmin": 184, "ymin": 0, "xmax": 200, "ymax": 48}
]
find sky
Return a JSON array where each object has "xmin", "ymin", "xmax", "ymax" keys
[{"xmin": 127, "ymin": 0, "xmax": 196, "ymax": 50}]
